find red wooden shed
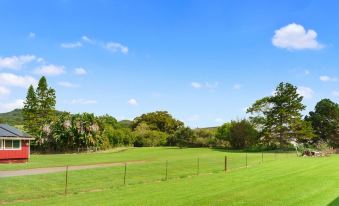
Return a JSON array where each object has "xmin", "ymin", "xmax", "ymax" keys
[{"xmin": 0, "ymin": 124, "xmax": 34, "ymax": 163}]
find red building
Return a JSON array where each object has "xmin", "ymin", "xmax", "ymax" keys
[{"xmin": 0, "ymin": 124, "xmax": 34, "ymax": 163}]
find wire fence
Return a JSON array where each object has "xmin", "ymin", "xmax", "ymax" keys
[{"xmin": 0, "ymin": 151, "xmax": 296, "ymax": 204}]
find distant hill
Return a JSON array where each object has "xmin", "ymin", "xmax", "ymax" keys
[
  {"xmin": 0, "ymin": 109, "xmax": 135, "ymax": 128},
  {"xmin": 0, "ymin": 109, "xmax": 24, "ymax": 126},
  {"xmin": 118, "ymin": 120, "xmax": 133, "ymax": 128}
]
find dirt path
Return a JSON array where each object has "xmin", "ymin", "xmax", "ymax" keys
[{"xmin": 0, "ymin": 161, "xmax": 145, "ymax": 178}]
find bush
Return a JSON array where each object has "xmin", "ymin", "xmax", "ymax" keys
[
  {"xmin": 133, "ymin": 129, "xmax": 168, "ymax": 147},
  {"xmin": 228, "ymin": 120, "xmax": 259, "ymax": 149}
]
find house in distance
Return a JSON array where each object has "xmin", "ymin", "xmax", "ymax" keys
[{"xmin": 0, "ymin": 124, "xmax": 34, "ymax": 163}]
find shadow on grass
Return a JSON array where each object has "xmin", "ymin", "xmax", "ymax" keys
[{"xmin": 328, "ymin": 197, "xmax": 339, "ymax": 206}]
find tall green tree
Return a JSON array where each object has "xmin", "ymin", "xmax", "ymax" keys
[
  {"xmin": 305, "ymin": 99, "xmax": 339, "ymax": 147},
  {"xmin": 36, "ymin": 76, "xmax": 56, "ymax": 128},
  {"xmin": 23, "ymin": 77, "xmax": 56, "ymax": 147},
  {"xmin": 247, "ymin": 82, "xmax": 310, "ymax": 147},
  {"xmin": 23, "ymin": 85, "xmax": 39, "ymax": 135}
]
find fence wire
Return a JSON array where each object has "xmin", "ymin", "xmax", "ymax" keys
[{"xmin": 0, "ymin": 151, "xmax": 295, "ymax": 204}]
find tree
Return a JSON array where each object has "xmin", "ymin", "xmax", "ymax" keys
[
  {"xmin": 215, "ymin": 123, "xmax": 231, "ymax": 141},
  {"xmin": 133, "ymin": 122, "xmax": 168, "ymax": 147},
  {"xmin": 228, "ymin": 120, "xmax": 258, "ymax": 149},
  {"xmin": 194, "ymin": 129, "xmax": 216, "ymax": 147},
  {"xmin": 305, "ymin": 99, "xmax": 339, "ymax": 147},
  {"xmin": 173, "ymin": 127, "xmax": 195, "ymax": 148},
  {"xmin": 23, "ymin": 85, "xmax": 39, "ymax": 136},
  {"xmin": 35, "ymin": 76, "xmax": 56, "ymax": 128},
  {"xmin": 23, "ymin": 77, "xmax": 57, "ymax": 148},
  {"xmin": 291, "ymin": 119, "xmax": 315, "ymax": 144},
  {"xmin": 247, "ymin": 82, "xmax": 310, "ymax": 147},
  {"xmin": 132, "ymin": 111, "xmax": 184, "ymax": 134}
]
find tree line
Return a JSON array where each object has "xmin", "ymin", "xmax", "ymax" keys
[{"xmin": 22, "ymin": 77, "xmax": 339, "ymax": 152}]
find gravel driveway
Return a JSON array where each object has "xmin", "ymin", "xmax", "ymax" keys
[{"xmin": 0, "ymin": 160, "xmax": 145, "ymax": 178}]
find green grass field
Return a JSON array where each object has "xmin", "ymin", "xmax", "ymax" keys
[{"xmin": 1, "ymin": 147, "xmax": 338, "ymax": 206}]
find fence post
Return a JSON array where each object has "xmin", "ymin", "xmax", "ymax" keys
[
  {"xmin": 261, "ymin": 152, "xmax": 264, "ymax": 163},
  {"xmin": 197, "ymin": 157, "xmax": 200, "ymax": 176},
  {"xmin": 165, "ymin": 160, "xmax": 168, "ymax": 181},
  {"xmin": 124, "ymin": 163, "xmax": 127, "ymax": 185},
  {"xmin": 224, "ymin": 156, "xmax": 227, "ymax": 172},
  {"xmin": 64, "ymin": 165, "xmax": 69, "ymax": 196},
  {"xmin": 246, "ymin": 153, "xmax": 248, "ymax": 168}
]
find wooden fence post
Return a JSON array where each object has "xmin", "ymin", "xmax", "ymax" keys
[
  {"xmin": 124, "ymin": 163, "xmax": 127, "ymax": 185},
  {"xmin": 64, "ymin": 165, "xmax": 69, "ymax": 196},
  {"xmin": 224, "ymin": 156, "xmax": 227, "ymax": 172}
]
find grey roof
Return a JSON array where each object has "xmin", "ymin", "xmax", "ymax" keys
[{"xmin": 0, "ymin": 124, "xmax": 31, "ymax": 138}]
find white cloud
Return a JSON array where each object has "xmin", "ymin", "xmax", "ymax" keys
[
  {"xmin": 58, "ymin": 81, "xmax": 79, "ymax": 88},
  {"xmin": 0, "ymin": 86, "xmax": 10, "ymax": 96},
  {"xmin": 69, "ymin": 99, "xmax": 97, "ymax": 105},
  {"xmin": 272, "ymin": 23, "xmax": 323, "ymax": 50},
  {"xmin": 61, "ymin": 42, "xmax": 82, "ymax": 48},
  {"xmin": 28, "ymin": 32, "xmax": 36, "ymax": 39},
  {"xmin": 332, "ymin": 91, "xmax": 339, "ymax": 97},
  {"xmin": 127, "ymin": 98, "xmax": 138, "ymax": 106},
  {"xmin": 35, "ymin": 64, "xmax": 65, "ymax": 76},
  {"xmin": 319, "ymin": 75, "xmax": 337, "ymax": 82},
  {"xmin": 82, "ymin": 36, "xmax": 94, "ymax": 44},
  {"xmin": 0, "ymin": 99, "xmax": 24, "ymax": 112},
  {"xmin": 191, "ymin": 81, "xmax": 218, "ymax": 90},
  {"xmin": 191, "ymin": 82, "xmax": 202, "ymax": 89},
  {"xmin": 0, "ymin": 73, "xmax": 37, "ymax": 88},
  {"xmin": 74, "ymin": 67, "xmax": 87, "ymax": 75},
  {"xmin": 105, "ymin": 42, "xmax": 128, "ymax": 54},
  {"xmin": 233, "ymin": 84, "xmax": 242, "ymax": 90},
  {"xmin": 0, "ymin": 55, "xmax": 36, "ymax": 70},
  {"xmin": 297, "ymin": 86, "xmax": 314, "ymax": 99}
]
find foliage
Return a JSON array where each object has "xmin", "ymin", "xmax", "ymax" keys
[
  {"xmin": 193, "ymin": 129, "xmax": 217, "ymax": 147},
  {"xmin": 228, "ymin": 119, "xmax": 259, "ymax": 149},
  {"xmin": 41, "ymin": 113, "xmax": 104, "ymax": 151},
  {"xmin": 103, "ymin": 127, "xmax": 135, "ymax": 147},
  {"xmin": 173, "ymin": 127, "xmax": 195, "ymax": 148},
  {"xmin": 215, "ymin": 123, "xmax": 231, "ymax": 141},
  {"xmin": 132, "ymin": 111, "xmax": 184, "ymax": 134},
  {"xmin": 22, "ymin": 85, "xmax": 38, "ymax": 135},
  {"xmin": 118, "ymin": 120, "xmax": 133, "ymax": 128},
  {"xmin": 23, "ymin": 76, "xmax": 57, "ymax": 145},
  {"xmin": 247, "ymin": 82, "xmax": 312, "ymax": 147},
  {"xmin": 133, "ymin": 123, "xmax": 168, "ymax": 147},
  {"xmin": 305, "ymin": 99, "xmax": 339, "ymax": 148}
]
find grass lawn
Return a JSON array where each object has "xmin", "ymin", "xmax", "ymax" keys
[
  {"xmin": 0, "ymin": 148, "xmax": 338, "ymax": 206},
  {"xmin": 0, "ymin": 147, "xmax": 282, "ymax": 171}
]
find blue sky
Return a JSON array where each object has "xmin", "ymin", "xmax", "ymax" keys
[{"xmin": 0, "ymin": 0, "xmax": 338, "ymax": 127}]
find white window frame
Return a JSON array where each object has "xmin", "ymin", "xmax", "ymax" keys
[
  {"xmin": 4, "ymin": 139, "xmax": 21, "ymax": 150},
  {"xmin": 0, "ymin": 139, "xmax": 3, "ymax": 150}
]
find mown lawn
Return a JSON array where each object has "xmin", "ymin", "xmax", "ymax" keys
[
  {"xmin": 1, "ymin": 148, "xmax": 338, "ymax": 206},
  {"xmin": 0, "ymin": 147, "xmax": 282, "ymax": 171}
]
